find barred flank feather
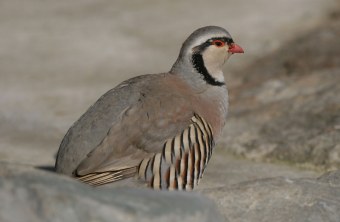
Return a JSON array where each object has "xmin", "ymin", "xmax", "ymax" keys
[{"xmin": 137, "ymin": 114, "xmax": 214, "ymax": 190}]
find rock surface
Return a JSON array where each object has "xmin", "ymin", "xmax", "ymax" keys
[
  {"xmin": 202, "ymin": 170, "xmax": 340, "ymax": 222},
  {"xmin": 0, "ymin": 160, "xmax": 339, "ymax": 222},
  {"xmin": 0, "ymin": 162, "xmax": 224, "ymax": 222}
]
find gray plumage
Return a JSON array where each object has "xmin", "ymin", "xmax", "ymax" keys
[{"xmin": 55, "ymin": 26, "xmax": 243, "ymax": 190}]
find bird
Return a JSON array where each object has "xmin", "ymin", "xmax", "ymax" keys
[{"xmin": 55, "ymin": 26, "xmax": 244, "ymax": 190}]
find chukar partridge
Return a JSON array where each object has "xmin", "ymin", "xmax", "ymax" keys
[{"xmin": 55, "ymin": 26, "xmax": 244, "ymax": 190}]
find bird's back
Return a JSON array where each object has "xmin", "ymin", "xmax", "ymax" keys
[{"xmin": 55, "ymin": 74, "xmax": 160, "ymax": 175}]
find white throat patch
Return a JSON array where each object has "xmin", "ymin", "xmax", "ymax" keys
[{"xmin": 202, "ymin": 46, "xmax": 230, "ymax": 82}]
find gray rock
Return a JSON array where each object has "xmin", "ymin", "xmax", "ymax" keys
[
  {"xmin": 0, "ymin": 162, "xmax": 224, "ymax": 222},
  {"xmin": 1, "ymin": 162, "xmax": 339, "ymax": 222},
  {"xmin": 317, "ymin": 169, "xmax": 340, "ymax": 186},
  {"xmin": 222, "ymin": 17, "xmax": 340, "ymax": 170},
  {"xmin": 197, "ymin": 153, "xmax": 319, "ymax": 190},
  {"xmin": 202, "ymin": 170, "xmax": 340, "ymax": 222}
]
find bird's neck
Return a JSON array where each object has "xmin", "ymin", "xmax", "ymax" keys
[
  {"xmin": 170, "ymin": 55, "xmax": 225, "ymax": 91},
  {"xmin": 170, "ymin": 57, "xmax": 229, "ymax": 138}
]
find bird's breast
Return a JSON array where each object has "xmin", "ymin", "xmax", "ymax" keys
[{"xmin": 194, "ymin": 86, "xmax": 228, "ymax": 140}]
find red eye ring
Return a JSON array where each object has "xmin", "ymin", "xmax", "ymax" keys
[{"xmin": 212, "ymin": 40, "xmax": 225, "ymax": 47}]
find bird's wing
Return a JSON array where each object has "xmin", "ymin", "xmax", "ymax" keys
[
  {"xmin": 75, "ymin": 88, "xmax": 197, "ymax": 185},
  {"xmin": 77, "ymin": 113, "xmax": 215, "ymax": 189}
]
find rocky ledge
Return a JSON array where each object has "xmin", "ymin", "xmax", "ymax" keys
[
  {"xmin": 203, "ymin": 170, "xmax": 340, "ymax": 222},
  {"xmin": 1, "ymin": 162, "xmax": 339, "ymax": 222},
  {"xmin": 0, "ymin": 162, "xmax": 224, "ymax": 222}
]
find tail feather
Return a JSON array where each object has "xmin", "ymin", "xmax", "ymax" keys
[{"xmin": 76, "ymin": 167, "xmax": 137, "ymax": 186}]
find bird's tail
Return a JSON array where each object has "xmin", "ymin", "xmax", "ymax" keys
[{"xmin": 76, "ymin": 167, "xmax": 137, "ymax": 186}]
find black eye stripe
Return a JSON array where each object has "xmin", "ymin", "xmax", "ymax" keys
[
  {"xmin": 193, "ymin": 37, "xmax": 233, "ymax": 52},
  {"xmin": 193, "ymin": 37, "xmax": 234, "ymax": 53},
  {"xmin": 208, "ymin": 37, "xmax": 233, "ymax": 45}
]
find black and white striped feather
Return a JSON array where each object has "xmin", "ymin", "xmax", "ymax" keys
[{"xmin": 138, "ymin": 113, "xmax": 214, "ymax": 190}]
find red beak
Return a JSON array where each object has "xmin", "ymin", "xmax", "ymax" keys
[{"xmin": 228, "ymin": 43, "xmax": 244, "ymax": 54}]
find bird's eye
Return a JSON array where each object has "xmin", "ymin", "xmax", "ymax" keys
[{"xmin": 212, "ymin": 40, "xmax": 225, "ymax": 47}]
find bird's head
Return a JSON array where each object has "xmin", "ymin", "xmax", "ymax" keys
[{"xmin": 171, "ymin": 26, "xmax": 244, "ymax": 86}]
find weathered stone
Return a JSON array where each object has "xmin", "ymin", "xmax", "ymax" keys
[
  {"xmin": 317, "ymin": 169, "xmax": 340, "ymax": 186},
  {"xmin": 202, "ymin": 170, "xmax": 340, "ymax": 222},
  {"xmin": 0, "ymin": 162, "xmax": 224, "ymax": 222}
]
